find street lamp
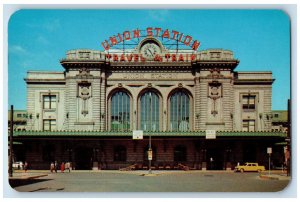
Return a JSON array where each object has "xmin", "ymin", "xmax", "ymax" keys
[
  {"xmin": 148, "ymin": 92, "xmax": 152, "ymax": 174},
  {"xmin": 67, "ymin": 148, "xmax": 73, "ymax": 169},
  {"xmin": 9, "ymin": 105, "xmax": 14, "ymax": 177}
]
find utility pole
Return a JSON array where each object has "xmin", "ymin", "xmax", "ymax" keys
[
  {"xmin": 9, "ymin": 105, "xmax": 14, "ymax": 177},
  {"xmin": 148, "ymin": 92, "xmax": 152, "ymax": 174},
  {"xmin": 287, "ymin": 99, "xmax": 291, "ymax": 176}
]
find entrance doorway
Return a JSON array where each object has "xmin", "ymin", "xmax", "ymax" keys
[
  {"xmin": 206, "ymin": 149, "xmax": 224, "ymax": 170},
  {"xmin": 75, "ymin": 147, "xmax": 93, "ymax": 170}
]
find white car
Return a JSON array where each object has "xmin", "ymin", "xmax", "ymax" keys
[{"xmin": 12, "ymin": 161, "xmax": 23, "ymax": 169}]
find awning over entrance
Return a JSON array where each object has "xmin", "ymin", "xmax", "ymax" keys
[{"xmin": 12, "ymin": 130, "xmax": 287, "ymax": 138}]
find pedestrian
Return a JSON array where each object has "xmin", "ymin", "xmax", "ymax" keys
[
  {"xmin": 24, "ymin": 161, "xmax": 28, "ymax": 172},
  {"xmin": 54, "ymin": 161, "xmax": 58, "ymax": 173},
  {"xmin": 210, "ymin": 157, "xmax": 214, "ymax": 170},
  {"xmin": 65, "ymin": 161, "xmax": 71, "ymax": 173},
  {"xmin": 50, "ymin": 162, "xmax": 55, "ymax": 173},
  {"xmin": 61, "ymin": 162, "xmax": 65, "ymax": 173}
]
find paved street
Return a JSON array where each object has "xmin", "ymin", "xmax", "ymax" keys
[{"xmin": 9, "ymin": 170, "xmax": 290, "ymax": 193}]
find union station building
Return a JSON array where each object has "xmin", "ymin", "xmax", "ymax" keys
[{"xmin": 12, "ymin": 31, "xmax": 287, "ymax": 170}]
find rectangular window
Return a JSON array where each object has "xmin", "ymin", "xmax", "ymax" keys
[
  {"xmin": 242, "ymin": 95, "xmax": 256, "ymax": 110},
  {"xmin": 17, "ymin": 114, "xmax": 22, "ymax": 118},
  {"xmin": 43, "ymin": 120, "xmax": 56, "ymax": 131},
  {"xmin": 43, "ymin": 95, "xmax": 57, "ymax": 109},
  {"xmin": 243, "ymin": 120, "xmax": 255, "ymax": 132}
]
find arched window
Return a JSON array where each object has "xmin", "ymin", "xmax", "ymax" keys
[
  {"xmin": 170, "ymin": 91, "xmax": 190, "ymax": 131},
  {"xmin": 174, "ymin": 145, "xmax": 187, "ymax": 162},
  {"xmin": 114, "ymin": 145, "xmax": 127, "ymax": 162},
  {"xmin": 140, "ymin": 91, "xmax": 159, "ymax": 131},
  {"xmin": 111, "ymin": 91, "xmax": 130, "ymax": 131}
]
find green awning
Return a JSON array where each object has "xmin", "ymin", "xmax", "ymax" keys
[{"xmin": 12, "ymin": 130, "xmax": 287, "ymax": 138}]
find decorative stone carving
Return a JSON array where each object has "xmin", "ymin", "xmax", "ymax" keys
[
  {"xmin": 207, "ymin": 68, "xmax": 223, "ymax": 81},
  {"xmin": 76, "ymin": 67, "xmax": 92, "ymax": 80},
  {"xmin": 79, "ymin": 67, "xmax": 90, "ymax": 76},
  {"xmin": 208, "ymin": 81, "xmax": 222, "ymax": 117},
  {"xmin": 78, "ymin": 82, "xmax": 92, "ymax": 116}
]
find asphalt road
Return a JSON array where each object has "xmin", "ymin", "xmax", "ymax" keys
[{"xmin": 10, "ymin": 170, "xmax": 290, "ymax": 193}]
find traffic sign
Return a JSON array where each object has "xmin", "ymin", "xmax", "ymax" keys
[
  {"xmin": 206, "ymin": 130, "xmax": 216, "ymax": 139},
  {"xmin": 133, "ymin": 130, "xmax": 143, "ymax": 140},
  {"xmin": 148, "ymin": 149, "xmax": 152, "ymax": 160}
]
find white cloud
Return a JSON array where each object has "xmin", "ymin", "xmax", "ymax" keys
[
  {"xmin": 26, "ymin": 18, "xmax": 61, "ymax": 32},
  {"xmin": 9, "ymin": 45, "xmax": 28, "ymax": 55}
]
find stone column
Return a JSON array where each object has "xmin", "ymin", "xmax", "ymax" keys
[{"xmin": 100, "ymin": 71, "xmax": 106, "ymax": 131}]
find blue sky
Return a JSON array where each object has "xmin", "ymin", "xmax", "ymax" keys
[{"xmin": 8, "ymin": 9, "xmax": 290, "ymax": 110}]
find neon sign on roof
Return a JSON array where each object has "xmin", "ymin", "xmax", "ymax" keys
[{"xmin": 101, "ymin": 27, "xmax": 201, "ymax": 51}]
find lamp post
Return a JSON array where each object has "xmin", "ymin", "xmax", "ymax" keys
[
  {"xmin": 148, "ymin": 92, "xmax": 152, "ymax": 174},
  {"xmin": 287, "ymin": 99, "xmax": 291, "ymax": 176},
  {"xmin": 9, "ymin": 105, "xmax": 14, "ymax": 177},
  {"xmin": 66, "ymin": 148, "xmax": 73, "ymax": 170}
]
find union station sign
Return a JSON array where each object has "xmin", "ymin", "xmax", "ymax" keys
[{"xmin": 101, "ymin": 27, "xmax": 200, "ymax": 63}]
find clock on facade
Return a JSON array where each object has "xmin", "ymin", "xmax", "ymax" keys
[{"xmin": 140, "ymin": 42, "xmax": 161, "ymax": 59}]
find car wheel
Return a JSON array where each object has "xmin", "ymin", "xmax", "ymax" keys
[{"xmin": 240, "ymin": 169, "xmax": 244, "ymax": 173}]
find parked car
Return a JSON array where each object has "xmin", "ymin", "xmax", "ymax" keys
[
  {"xmin": 12, "ymin": 161, "xmax": 23, "ymax": 169},
  {"xmin": 234, "ymin": 162, "xmax": 265, "ymax": 173}
]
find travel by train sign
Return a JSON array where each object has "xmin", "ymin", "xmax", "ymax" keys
[
  {"xmin": 101, "ymin": 27, "xmax": 201, "ymax": 51},
  {"xmin": 105, "ymin": 53, "xmax": 197, "ymax": 62}
]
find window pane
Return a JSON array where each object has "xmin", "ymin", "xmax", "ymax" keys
[
  {"xmin": 243, "ymin": 120, "xmax": 255, "ymax": 132},
  {"xmin": 170, "ymin": 91, "xmax": 190, "ymax": 131},
  {"xmin": 51, "ymin": 120, "xmax": 56, "ymax": 131},
  {"xmin": 43, "ymin": 96, "xmax": 50, "ymax": 109},
  {"xmin": 51, "ymin": 96, "xmax": 57, "ymax": 109},
  {"xmin": 243, "ymin": 95, "xmax": 256, "ymax": 110},
  {"xmin": 249, "ymin": 96, "xmax": 255, "ymax": 104},
  {"xmin": 111, "ymin": 91, "xmax": 130, "ymax": 131},
  {"xmin": 43, "ymin": 95, "xmax": 57, "ymax": 109},
  {"xmin": 140, "ymin": 91, "xmax": 159, "ymax": 131},
  {"xmin": 44, "ymin": 120, "xmax": 50, "ymax": 131}
]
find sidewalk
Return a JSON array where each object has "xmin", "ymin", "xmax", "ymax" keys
[
  {"xmin": 9, "ymin": 170, "xmax": 48, "ymax": 180},
  {"xmin": 9, "ymin": 169, "xmax": 292, "ymax": 178},
  {"xmin": 259, "ymin": 170, "xmax": 291, "ymax": 180}
]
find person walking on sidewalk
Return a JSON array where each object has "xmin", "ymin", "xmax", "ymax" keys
[
  {"xmin": 61, "ymin": 162, "xmax": 65, "ymax": 173},
  {"xmin": 24, "ymin": 161, "xmax": 28, "ymax": 172},
  {"xmin": 54, "ymin": 161, "xmax": 58, "ymax": 173},
  {"xmin": 50, "ymin": 162, "xmax": 55, "ymax": 173},
  {"xmin": 65, "ymin": 161, "xmax": 71, "ymax": 173}
]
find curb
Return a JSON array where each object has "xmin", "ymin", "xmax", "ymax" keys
[
  {"xmin": 259, "ymin": 175, "xmax": 279, "ymax": 180},
  {"xmin": 9, "ymin": 174, "xmax": 48, "ymax": 180},
  {"xmin": 139, "ymin": 173, "xmax": 160, "ymax": 176}
]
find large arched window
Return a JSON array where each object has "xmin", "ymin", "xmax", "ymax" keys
[
  {"xmin": 140, "ymin": 91, "xmax": 159, "ymax": 131},
  {"xmin": 111, "ymin": 91, "xmax": 130, "ymax": 131},
  {"xmin": 170, "ymin": 91, "xmax": 190, "ymax": 131}
]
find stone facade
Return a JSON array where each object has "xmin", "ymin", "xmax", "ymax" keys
[
  {"xmin": 15, "ymin": 38, "xmax": 286, "ymax": 170},
  {"xmin": 25, "ymin": 43, "xmax": 274, "ymax": 132}
]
